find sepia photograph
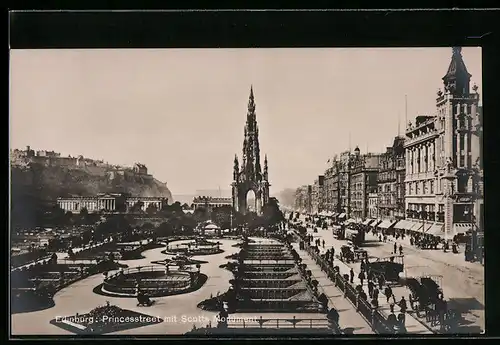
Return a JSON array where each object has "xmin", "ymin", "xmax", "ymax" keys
[{"xmin": 10, "ymin": 47, "xmax": 483, "ymax": 336}]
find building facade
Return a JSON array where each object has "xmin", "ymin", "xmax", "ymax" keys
[
  {"xmin": 368, "ymin": 192, "xmax": 379, "ymax": 219},
  {"xmin": 322, "ymin": 165, "xmax": 336, "ymax": 213},
  {"xmin": 405, "ymin": 47, "xmax": 482, "ymax": 239},
  {"xmin": 378, "ymin": 137, "xmax": 406, "ymax": 221},
  {"xmin": 125, "ymin": 197, "xmax": 168, "ymax": 212},
  {"xmin": 311, "ymin": 175, "xmax": 325, "ymax": 214},
  {"xmin": 339, "ymin": 151, "xmax": 353, "ymax": 217},
  {"xmin": 57, "ymin": 193, "xmax": 168, "ymax": 214},
  {"xmin": 192, "ymin": 196, "xmax": 233, "ymax": 211},
  {"xmin": 295, "ymin": 185, "xmax": 312, "ymax": 214},
  {"xmin": 349, "ymin": 148, "xmax": 381, "ymax": 220}
]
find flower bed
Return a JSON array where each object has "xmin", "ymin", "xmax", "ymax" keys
[{"xmin": 49, "ymin": 304, "xmax": 163, "ymax": 334}]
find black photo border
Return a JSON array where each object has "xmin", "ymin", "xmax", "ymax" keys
[{"xmin": 7, "ymin": 5, "xmax": 500, "ymax": 342}]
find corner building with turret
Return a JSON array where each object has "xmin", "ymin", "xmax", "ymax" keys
[{"xmin": 404, "ymin": 47, "xmax": 483, "ymax": 240}]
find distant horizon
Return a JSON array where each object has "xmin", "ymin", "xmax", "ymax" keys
[{"xmin": 10, "ymin": 48, "xmax": 482, "ymax": 195}]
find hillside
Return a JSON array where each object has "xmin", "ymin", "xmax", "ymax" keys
[{"xmin": 10, "ymin": 161, "xmax": 173, "ymax": 228}]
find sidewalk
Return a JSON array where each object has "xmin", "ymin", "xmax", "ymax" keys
[
  {"xmin": 291, "ymin": 242, "xmax": 374, "ymax": 334},
  {"xmin": 304, "ymin": 227, "xmax": 433, "ymax": 334},
  {"xmin": 332, "ymin": 251, "xmax": 433, "ymax": 334}
]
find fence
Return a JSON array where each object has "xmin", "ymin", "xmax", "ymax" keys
[
  {"xmin": 106, "ymin": 265, "xmax": 196, "ymax": 280},
  {"xmin": 11, "ymin": 254, "xmax": 52, "ymax": 270},
  {"xmin": 227, "ymin": 316, "xmax": 335, "ymax": 331},
  {"xmin": 57, "ymin": 259, "xmax": 99, "ymax": 265},
  {"xmin": 243, "ymin": 259, "xmax": 296, "ymax": 265},
  {"xmin": 103, "ymin": 265, "xmax": 198, "ymax": 296},
  {"xmin": 302, "ymin": 240, "xmax": 393, "ymax": 334}
]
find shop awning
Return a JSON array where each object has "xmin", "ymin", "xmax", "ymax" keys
[
  {"xmin": 345, "ymin": 229, "xmax": 358, "ymax": 236},
  {"xmin": 420, "ymin": 222, "xmax": 433, "ymax": 233},
  {"xmin": 388, "ymin": 220, "xmax": 398, "ymax": 229},
  {"xmin": 405, "ymin": 220, "xmax": 418, "ymax": 231},
  {"xmin": 394, "ymin": 219, "xmax": 411, "ymax": 230},
  {"xmin": 371, "ymin": 219, "xmax": 383, "ymax": 227},
  {"xmin": 362, "ymin": 219, "xmax": 372, "ymax": 226},
  {"xmin": 409, "ymin": 221, "xmax": 425, "ymax": 233},
  {"xmin": 453, "ymin": 223, "xmax": 472, "ymax": 235},
  {"xmin": 345, "ymin": 218, "xmax": 356, "ymax": 224},
  {"xmin": 377, "ymin": 220, "xmax": 392, "ymax": 229},
  {"xmin": 427, "ymin": 223, "xmax": 445, "ymax": 236}
]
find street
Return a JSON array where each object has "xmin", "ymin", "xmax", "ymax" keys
[{"xmin": 303, "ymin": 224, "xmax": 484, "ymax": 333}]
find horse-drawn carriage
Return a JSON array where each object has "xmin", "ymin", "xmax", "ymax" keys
[
  {"xmin": 406, "ymin": 277, "xmax": 430, "ymax": 315},
  {"xmin": 339, "ymin": 245, "xmax": 369, "ymax": 263},
  {"xmin": 366, "ymin": 255, "xmax": 404, "ymax": 282},
  {"xmin": 405, "ymin": 274, "xmax": 459, "ymax": 329}
]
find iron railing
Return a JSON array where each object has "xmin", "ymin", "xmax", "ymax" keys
[
  {"xmin": 302, "ymin": 240, "xmax": 393, "ymax": 334},
  {"xmin": 227, "ymin": 316, "xmax": 333, "ymax": 330},
  {"xmin": 106, "ymin": 265, "xmax": 195, "ymax": 280}
]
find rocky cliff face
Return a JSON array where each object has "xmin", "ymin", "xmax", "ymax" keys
[{"xmin": 11, "ymin": 163, "xmax": 173, "ymax": 201}]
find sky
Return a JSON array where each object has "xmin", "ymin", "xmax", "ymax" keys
[{"xmin": 10, "ymin": 48, "xmax": 482, "ymax": 195}]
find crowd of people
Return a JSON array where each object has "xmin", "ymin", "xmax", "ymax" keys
[{"xmin": 293, "ymin": 222, "xmax": 413, "ymax": 334}]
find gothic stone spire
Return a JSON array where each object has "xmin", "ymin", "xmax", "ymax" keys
[
  {"xmin": 264, "ymin": 154, "xmax": 268, "ymax": 180},
  {"xmin": 242, "ymin": 86, "xmax": 262, "ymax": 181},
  {"xmin": 233, "ymin": 154, "xmax": 239, "ymax": 180}
]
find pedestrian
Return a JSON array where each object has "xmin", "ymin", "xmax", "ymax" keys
[
  {"xmin": 322, "ymin": 239, "xmax": 325, "ymax": 248},
  {"xmin": 399, "ymin": 296, "xmax": 407, "ymax": 313},
  {"xmin": 399, "ymin": 245, "xmax": 403, "ymax": 256},
  {"xmin": 398, "ymin": 313, "xmax": 406, "ymax": 330},
  {"xmin": 387, "ymin": 312, "xmax": 397, "ymax": 331},
  {"xmin": 410, "ymin": 237, "xmax": 414, "ymax": 246},
  {"xmin": 393, "ymin": 242, "xmax": 397, "ymax": 254},
  {"xmin": 349, "ymin": 268, "xmax": 354, "ymax": 284},
  {"xmin": 379, "ymin": 234, "xmax": 382, "ymax": 242},
  {"xmin": 332, "ymin": 247, "xmax": 335, "ymax": 257},
  {"xmin": 360, "ymin": 259, "xmax": 366, "ymax": 272},
  {"xmin": 378, "ymin": 275, "xmax": 384, "ymax": 289},
  {"xmin": 373, "ymin": 287, "xmax": 379, "ymax": 301},
  {"xmin": 368, "ymin": 281, "xmax": 374, "ymax": 298},
  {"xmin": 358, "ymin": 270, "xmax": 365, "ymax": 286},
  {"xmin": 384, "ymin": 286, "xmax": 393, "ymax": 303},
  {"xmin": 389, "ymin": 300, "xmax": 395, "ymax": 313}
]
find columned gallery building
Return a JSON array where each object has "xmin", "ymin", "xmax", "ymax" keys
[{"xmin": 57, "ymin": 193, "xmax": 168, "ymax": 213}]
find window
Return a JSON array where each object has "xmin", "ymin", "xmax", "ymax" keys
[
  {"xmin": 423, "ymin": 181, "xmax": 427, "ymax": 194},
  {"xmin": 430, "ymin": 180, "xmax": 434, "ymax": 194}
]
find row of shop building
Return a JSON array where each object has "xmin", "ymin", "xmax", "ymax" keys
[{"xmin": 295, "ymin": 47, "xmax": 483, "ymax": 241}]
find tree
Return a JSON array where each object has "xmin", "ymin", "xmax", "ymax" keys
[
  {"xmin": 79, "ymin": 207, "xmax": 89, "ymax": 225},
  {"xmin": 193, "ymin": 207, "xmax": 209, "ymax": 224},
  {"xmin": 211, "ymin": 205, "xmax": 232, "ymax": 229},
  {"xmin": 63, "ymin": 211, "xmax": 74, "ymax": 225},
  {"xmin": 129, "ymin": 201, "xmax": 145, "ymax": 213},
  {"xmin": 155, "ymin": 222, "xmax": 174, "ymax": 237},
  {"xmin": 146, "ymin": 203, "xmax": 158, "ymax": 215},
  {"xmin": 261, "ymin": 197, "xmax": 285, "ymax": 227}
]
